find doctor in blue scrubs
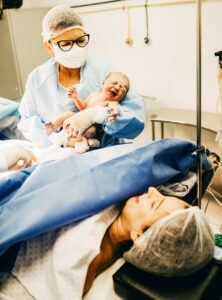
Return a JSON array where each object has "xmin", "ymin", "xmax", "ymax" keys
[{"xmin": 17, "ymin": 5, "xmax": 145, "ymax": 148}]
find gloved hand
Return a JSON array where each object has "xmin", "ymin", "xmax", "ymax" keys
[
  {"xmin": 0, "ymin": 144, "xmax": 37, "ymax": 171},
  {"xmin": 63, "ymin": 106, "xmax": 107, "ymax": 137}
]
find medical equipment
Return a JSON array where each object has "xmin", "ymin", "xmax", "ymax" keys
[
  {"xmin": 125, "ymin": 8, "xmax": 133, "ymax": 46},
  {"xmin": 144, "ymin": 0, "xmax": 150, "ymax": 44}
]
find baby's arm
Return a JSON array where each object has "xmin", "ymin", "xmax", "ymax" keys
[
  {"xmin": 67, "ymin": 87, "xmax": 91, "ymax": 111},
  {"xmin": 107, "ymin": 101, "xmax": 120, "ymax": 124},
  {"xmin": 44, "ymin": 111, "xmax": 75, "ymax": 136}
]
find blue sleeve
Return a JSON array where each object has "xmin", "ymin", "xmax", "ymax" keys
[
  {"xmin": 103, "ymin": 85, "xmax": 145, "ymax": 139},
  {"xmin": 17, "ymin": 75, "xmax": 52, "ymax": 147}
]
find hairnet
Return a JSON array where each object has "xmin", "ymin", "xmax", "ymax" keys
[
  {"xmin": 42, "ymin": 5, "xmax": 84, "ymax": 41},
  {"xmin": 124, "ymin": 206, "xmax": 214, "ymax": 277}
]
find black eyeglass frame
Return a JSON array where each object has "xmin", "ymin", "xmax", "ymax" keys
[{"xmin": 53, "ymin": 34, "xmax": 90, "ymax": 52}]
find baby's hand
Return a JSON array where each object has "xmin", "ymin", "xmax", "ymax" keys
[
  {"xmin": 67, "ymin": 86, "xmax": 78, "ymax": 99},
  {"xmin": 44, "ymin": 121, "xmax": 55, "ymax": 136},
  {"xmin": 108, "ymin": 106, "xmax": 119, "ymax": 124}
]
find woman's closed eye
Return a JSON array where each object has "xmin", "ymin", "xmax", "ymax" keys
[{"xmin": 151, "ymin": 198, "xmax": 164, "ymax": 210}]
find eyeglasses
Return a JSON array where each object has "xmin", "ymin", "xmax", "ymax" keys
[{"xmin": 53, "ymin": 34, "xmax": 90, "ymax": 52}]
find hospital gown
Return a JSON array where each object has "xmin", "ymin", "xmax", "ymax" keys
[
  {"xmin": 11, "ymin": 204, "xmax": 120, "ymax": 300},
  {"xmin": 18, "ymin": 56, "xmax": 145, "ymax": 147}
]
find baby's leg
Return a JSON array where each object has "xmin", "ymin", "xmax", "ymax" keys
[{"xmin": 44, "ymin": 111, "xmax": 75, "ymax": 136}]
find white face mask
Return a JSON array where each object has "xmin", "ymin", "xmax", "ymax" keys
[{"xmin": 52, "ymin": 43, "xmax": 88, "ymax": 69}]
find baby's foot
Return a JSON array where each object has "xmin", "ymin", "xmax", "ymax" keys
[
  {"xmin": 67, "ymin": 86, "xmax": 78, "ymax": 100},
  {"xmin": 44, "ymin": 121, "xmax": 55, "ymax": 136}
]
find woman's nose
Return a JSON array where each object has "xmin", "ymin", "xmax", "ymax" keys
[{"xmin": 147, "ymin": 187, "xmax": 163, "ymax": 201}]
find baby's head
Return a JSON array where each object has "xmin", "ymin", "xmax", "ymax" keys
[{"xmin": 102, "ymin": 72, "xmax": 130, "ymax": 102}]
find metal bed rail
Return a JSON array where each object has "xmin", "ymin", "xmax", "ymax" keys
[{"xmin": 150, "ymin": 117, "xmax": 218, "ymax": 141}]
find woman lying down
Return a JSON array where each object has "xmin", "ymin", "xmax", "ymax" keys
[
  {"xmin": 0, "ymin": 140, "xmax": 218, "ymax": 299},
  {"xmin": 0, "ymin": 186, "xmax": 215, "ymax": 300}
]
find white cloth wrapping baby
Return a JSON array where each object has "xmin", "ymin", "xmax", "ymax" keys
[{"xmin": 12, "ymin": 204, "xmax": 120, "ymax": 300}]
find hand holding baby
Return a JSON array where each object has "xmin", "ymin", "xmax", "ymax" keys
[{"xmin": 63, "ymin": 106, "xmax": 108, "ymax": 138}]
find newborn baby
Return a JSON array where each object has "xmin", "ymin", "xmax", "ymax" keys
[
  {"xmin": 44, "ymin": 72, "xmax": 130, "ymax": 153},
  {"xmin": 67, "ymin": 71, "xmax": 130, "ymax": 124}
]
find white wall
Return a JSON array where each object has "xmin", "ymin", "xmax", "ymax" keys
[{"xmin": 5, "ymin": 0, "xmax": 222, "ymax": 113}]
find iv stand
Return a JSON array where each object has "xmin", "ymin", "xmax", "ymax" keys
[{"xmin": 196, "ymin": 0, "xmax": 202, "ymax": 208}]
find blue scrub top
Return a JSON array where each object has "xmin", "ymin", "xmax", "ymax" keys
[{"xmin": 18, "ymin": 55, "xmax": 145, "ymax": 147}]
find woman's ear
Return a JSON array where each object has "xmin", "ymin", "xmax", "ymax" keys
[
  {"xmin": 44, "ymin": 41, "xmax": 54, "ymax": 57},
  {"xmin": 130, "ymin": 230, "xmax": 142, "ymax": 243}
]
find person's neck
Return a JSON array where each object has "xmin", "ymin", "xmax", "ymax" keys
[
  {"xmin": 58, "ymin": 64, "xmax": 81, "ymax": 88},
  {"xmin": 108, "ymin": 214, "xmax": 131, "ymax": 249},
  {"xmin": 100, "ymin": 91, "xmax": 110, "ymax": 101},
  {"xmin": 83, "ymin": 214, "xmax": 131, "ymax": 295}
]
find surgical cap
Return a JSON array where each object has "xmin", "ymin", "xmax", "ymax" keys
[
  {"xmin": 124, "ymin": 206, "xmax": 214, "ymax": 277},
  {"xmin": 42, "ymin": 5, "xmax": 83, "ymax": 41}
]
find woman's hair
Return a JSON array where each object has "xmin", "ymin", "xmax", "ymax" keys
[
  {"xmin": 124, "ymin": 206, "xmax": 215, "ymax": 277},
  {"xmin": 42, "ymin": 5, "xmax": 83, "ymax": 42}
]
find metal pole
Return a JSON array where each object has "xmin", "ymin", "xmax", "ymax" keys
[{"xmin": 196, "ymin": 0, "xmax": 202, "ymax": 208}]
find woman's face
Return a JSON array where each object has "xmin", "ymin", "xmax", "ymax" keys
[
  {"xmin": 45, "ymin": 28, "xmax": 85, "ymax": 57},
  {"xmin": 121, "ymin": 187, "xmax": 190, "ymax": 240}
]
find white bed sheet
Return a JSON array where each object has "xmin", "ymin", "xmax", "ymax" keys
[{"xmin": 0, "ymin": 259, "xmax": 125, "ymax": 300}]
